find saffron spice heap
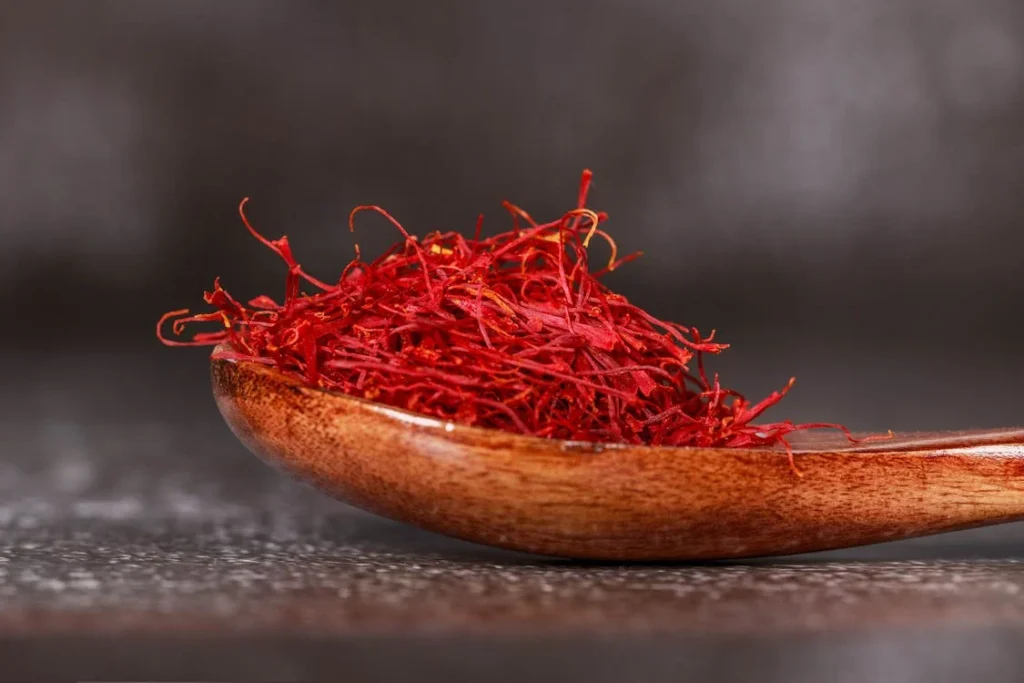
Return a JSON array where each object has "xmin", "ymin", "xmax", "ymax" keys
[{"xmin": 159, "ymin": 171, "xmax": 858, "ymax": 473}]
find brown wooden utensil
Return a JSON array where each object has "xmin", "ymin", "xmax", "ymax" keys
[{"xmin": 212, "ymin": 354, "xmax": 1024, "ymax": 561}]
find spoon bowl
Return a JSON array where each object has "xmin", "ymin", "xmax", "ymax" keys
[{"xmin": 212, "ymin": 354, "xmax": 1024, "ymax": 560}]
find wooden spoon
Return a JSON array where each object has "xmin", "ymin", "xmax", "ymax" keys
[{"xmin": 212, "ymin": 354, "xmax": 1024, "ymax": 560}]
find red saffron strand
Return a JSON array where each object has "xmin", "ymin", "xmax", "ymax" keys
[{"xmin": 159, "ymin": 171, "xmax": 870, "ymax": 473}]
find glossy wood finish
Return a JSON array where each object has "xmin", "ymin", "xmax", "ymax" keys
[{"xmin": 212, "ymin": 355, "xmax": 1024, "ymax": 560}]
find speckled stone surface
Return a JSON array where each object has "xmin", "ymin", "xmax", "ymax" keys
[{"xmin": 4, "ymin": 351, "xmax": 1024, "ymax": 681}]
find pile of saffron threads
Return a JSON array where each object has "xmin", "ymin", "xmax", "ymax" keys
[{"xmin": 159, "ymin": 170, "xmax": 864, "ymax": 474}]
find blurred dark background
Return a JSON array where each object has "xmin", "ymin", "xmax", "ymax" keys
[
  {"xmin": 4, "ymin": 0, "xmax": 1023, "ymax": 431},
  {"xmin": 4, "ymin": 0, "xmax": 1024, "ymax": 427},
  {"xmin": 3, "ymin": 3, "xmax": 1024, "ymax": 679}
]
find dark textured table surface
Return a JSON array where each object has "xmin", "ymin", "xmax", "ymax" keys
[{"xmin": 4, "ymin": 351, "xmax": 1024, "ymax": 681}]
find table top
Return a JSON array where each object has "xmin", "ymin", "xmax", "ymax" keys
[{"xmin": 4, "ymin": 350, "xmax": 1024, "ymax": 681}]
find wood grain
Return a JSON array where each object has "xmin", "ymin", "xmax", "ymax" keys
[{"xmin": 211, "ymin": 355, "xmax": 1024, "ymax": 560}]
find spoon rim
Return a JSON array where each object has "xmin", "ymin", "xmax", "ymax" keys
[{"xmin": 211, "ymin": 346, "xmax": 1024, "ymax": 455}]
